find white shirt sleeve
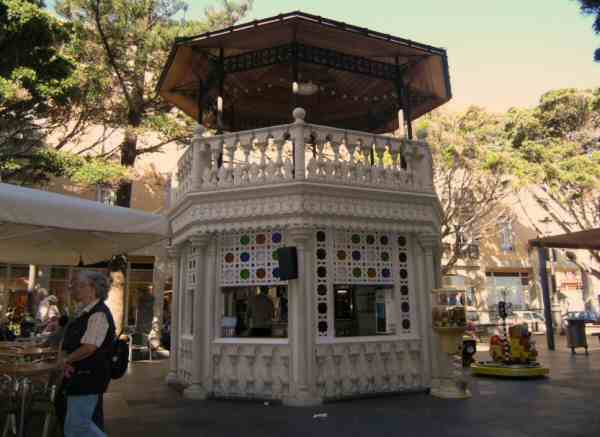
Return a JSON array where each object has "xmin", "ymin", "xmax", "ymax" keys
[{"xmin": 80, "ymin": 312, "xmax": 109, "ymax": 348}]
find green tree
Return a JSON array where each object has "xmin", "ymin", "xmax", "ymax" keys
[
  {"xmin": 417, "ymin": 107, "xmax": 512, "ymax": 274},
  {"xmin": 55, "ymin": 0, "xmax": 252, "ymax": 207},
  {"xmin": 0, "ymin": 0, "xmax": 125, "ymax": 184},
  {"xmin": 507, "ymin": 89, "xmax": 600, "ymax": 263},
  {"xmin": 54, "ymin": 0, "xmax": 252, "ymax": 332},
  {"xmin": 574, "ymin": 0, "xmax": 600, "ymax": 61}
]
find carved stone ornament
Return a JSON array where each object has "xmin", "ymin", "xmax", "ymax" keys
[
  {"xmin": 170, "ymin": 191, "xmax": 440, "ymax": 245},
  {"xmin": 417, "ymin": 234, "xmax": 442, "ymax": 254}
]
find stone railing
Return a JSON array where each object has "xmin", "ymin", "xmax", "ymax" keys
[
  {"xmin": 315, "ymin": 339, "xmax": 423, "ymax": 399},
  {"xmin": 173, "ymin": 144, "xmax": 194, "ymax": 202},
  {"xmin": 212, "ymin": 343, "xmax": 291, "ymax": 399},
  {"xmin": 173, "ymin": 108, "xmax": 434, "ymax": 200}
]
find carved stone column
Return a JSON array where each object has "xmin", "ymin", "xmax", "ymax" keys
[
  {"xmin": 285, "ymin": 227, "xmax": 322, "ymax": 406},
  {"xmin": 150, "ymin": 248, "xmax": 168, "ymax": 343},
  {"xmin": 183, "ymin": 234, "xmax": 210, "ymax": 399},
  {"xmin": 417, "ymin": 234, "xmax": 443, "ymax": 387},
  {"xmin": 166, "ymin": 244, "xmax": 182, "ymax": 385},
  {"xmin": 291, "ymin": 108, "xmax": 307, "ymax": 180},
  {"xmin": 201, "ymin": 235, "xmax": 217, "ymax": 392}
]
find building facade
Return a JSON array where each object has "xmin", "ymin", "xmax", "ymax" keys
[{"xmin": 442, "ymin": 189, "xmax": 596, "ymax": 327}]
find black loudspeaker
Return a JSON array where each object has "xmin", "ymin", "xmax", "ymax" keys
[{"xmin": 277, "ymin": 247, "xmax": 298, "ymax": 280}]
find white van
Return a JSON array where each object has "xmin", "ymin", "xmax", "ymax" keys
[{"xmin": 511, "ymin": 311, "xmax": 546, "ymax": 334}]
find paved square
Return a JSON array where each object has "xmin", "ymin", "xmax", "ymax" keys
[{"xmin": 106, "ymin": 338, "xmax": 600, "ymax": 437}]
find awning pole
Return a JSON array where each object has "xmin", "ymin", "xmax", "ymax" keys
[{"xmin": 537, "ymin": 247, "xmax": 555, "ymax": 350}]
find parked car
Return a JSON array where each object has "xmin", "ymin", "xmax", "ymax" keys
[{"xmin": 496, "ymin": 311, "xmax": 546, "ymax": 334}]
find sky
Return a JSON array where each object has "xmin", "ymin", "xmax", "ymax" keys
[
  {"xmin": 47, "ymin": 0, "xmax": 600, "ymax": 113},
  {"xmin": 182, "ymin": 0, "xmax": 600, "ymax": 112}
]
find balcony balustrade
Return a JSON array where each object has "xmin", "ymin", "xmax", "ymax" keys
[{"xmin": 173, "ymin": 108, "xmax": 434, "ymax": 203}]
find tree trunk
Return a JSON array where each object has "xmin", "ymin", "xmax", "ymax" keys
[{"xmin": 108, "ymin": 123, "xmax": 139, "ymax": 333}]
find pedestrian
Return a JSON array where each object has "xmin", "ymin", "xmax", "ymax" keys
[{"xmin": 61, "ymin": 271, "xmax": 116, "ymax": 437}]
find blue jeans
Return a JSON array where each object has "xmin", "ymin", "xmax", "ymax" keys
[{"xmin": 65, "ymin": 395, "xmax": 106, "ymax": 437}]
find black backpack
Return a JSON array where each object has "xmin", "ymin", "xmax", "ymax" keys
[{"xmin": 109, "ymin": 332, "xmax": 129, "ymax": 379}]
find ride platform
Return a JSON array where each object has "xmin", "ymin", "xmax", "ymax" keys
[{"xmin": 471, "ymin": 361, "xmax": 549, "ymax": 378}]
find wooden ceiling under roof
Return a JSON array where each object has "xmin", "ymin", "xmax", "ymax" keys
[{"xmin": 157, "ymin": 11, "xmax": 452, "ymax": 134}]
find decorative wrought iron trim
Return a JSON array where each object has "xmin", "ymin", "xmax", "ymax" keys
[
  {"xmin": 223, "ymin": 44, "xmax": 293, "ymax": 74},
  {"xmin": 219, "ymin": 42, "xmax": 414, "ymax": 81}
]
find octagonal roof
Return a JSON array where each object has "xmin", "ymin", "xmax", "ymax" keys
[{"xmin": 157, "ymin": 11, "xmax": 452, "ymax": 133}]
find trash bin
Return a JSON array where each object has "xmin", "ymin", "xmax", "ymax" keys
[{"xmin": 566, "ymin": 319, "xmax": 588, "ymax": 355}]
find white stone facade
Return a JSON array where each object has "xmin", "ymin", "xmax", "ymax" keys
[{"xmin": 166, "ymin": 109, "xmax": 443, "ymax": 404}]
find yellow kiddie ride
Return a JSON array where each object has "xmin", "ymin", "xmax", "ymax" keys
[{"xmin": 471, "ymin": 301, "xmax": 549, "ymax": 378}]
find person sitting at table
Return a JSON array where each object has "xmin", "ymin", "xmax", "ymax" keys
[
  {"xmin": 61, "ymin": 271, "xmax": 116, "ymax": 437},
  {"xmin": 37, "ymin": 292, "xmax": 61, "ymax": 324},
  {"xmin": 41, "ymin": 315, "xmax": 69, "ymax": 348}
]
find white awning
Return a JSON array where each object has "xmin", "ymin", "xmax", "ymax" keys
[{"xmin": 0, "ymin": 183, "xmax": 170, "ymax": 265}]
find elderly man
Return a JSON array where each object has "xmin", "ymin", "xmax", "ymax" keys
[{"xmin": 61, "ymin": 271, "xmax": 116, "ymax": 437}]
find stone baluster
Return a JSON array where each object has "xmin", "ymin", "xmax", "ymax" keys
[
  {"xmin": 217, "ymin": 138, "xmax": 229, "ymax": 187},
  {"xmin": 191, "ymin": 124, "xmax": 207, "ymax": 191},
  {"xmin": 355, "ymin": 138, "xmax": 369, "ymax": 184},
  {"xmin": 221, "ymin": 138, "xmax": 236, "ymax": 187},
  {"xmin": 400, "ymin": 140, "xmax": 415, "ymax": 185},
  {"xmin": 347, "ymin": 140, "xmax": 359, "ymax": 183},
  {"xmin": 233, "ymin": 139, "xmax": 244, "ymax": 186},
  {"xmin": 315, "ymin": 137, "xmax": 327, "ymax": 179},
  {"xmin": 291, "ymin": 108, "xmax": 307, "ymax": 180},
  {"xmin": 241, "ymin": 137, "xmax": 253, "ymax": 184},
  {"xmin": 388, "ymin": 140, "xmax": 400, "ymax": 185},
  {"xmin": 257, "ymin": 139, "xmax": 269, "ymax": 183},
  {"xmin": 202, "ymin": 139, "xmax": 220, "ymax": 188},
  {"xmin": 414, "ymin": 141, "xmax": 434, "ymax": 191},
  {"xmin": 273, "ymin": 137, "xmax": 285, "ymax": 180},
  {"xmin": 374, "ymin": 137, "xmax": 386, "ymax": 186},
  {"xmin": 330, "ymin": 140, "xmax": 342, "ymax": 181}
]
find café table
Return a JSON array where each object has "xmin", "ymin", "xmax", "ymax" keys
[
  {"xmin": 0, "ymin": 346, "xmax": 57, "ymax": 360},
  {"xmin": 0, "ymin": 360, "xmax": 60, "ymax": 437}
]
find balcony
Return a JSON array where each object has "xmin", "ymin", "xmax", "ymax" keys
[{"xmin": 173, "ymin": 108, "xmax": 434, "ymax": 203}]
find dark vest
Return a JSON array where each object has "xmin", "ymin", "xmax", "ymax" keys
[{"xmin": 62, "ymin": 300, "xmax": 116, "ymax": 395}]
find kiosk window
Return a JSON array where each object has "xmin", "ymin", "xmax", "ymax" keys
[
  {"xmin": 221, "ymin": 285, "xmax": 288, "ymax": 338},
  {"xmin": 334, "ymin": 285, "xmax": 395, "ymax": 337}
]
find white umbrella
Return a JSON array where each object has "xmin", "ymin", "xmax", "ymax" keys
[{"xmin": 0, "ymin": 183, "xmax": 170, "ymax": 265}]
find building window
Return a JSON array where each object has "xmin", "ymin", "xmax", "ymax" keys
[
  {"xmin": 334, "ymin": 285, "xmax": 395, "ymax": 337},
  {"xmin": 499, "ymin": 220, "xmax": 514, "ymax": 252},
  {"xmin": 485, "ymin": 271, "xmax": 530, "ymax": 315},
  {"xmin": 96, "ymin": 185, "xmax": 115, "ymax": 206},
  {"xmin": 315, "ymin": 229, "xmax": 412, "ymax": 338},
  {"xmin": 220, "ymin": 285, "xmax": 288, "ymax": 338}
]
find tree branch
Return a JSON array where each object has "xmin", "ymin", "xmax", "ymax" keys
[{"xmin": 92, "ymin": 0, "xmax": 135, "ymax": 112}]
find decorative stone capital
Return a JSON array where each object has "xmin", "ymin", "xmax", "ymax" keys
[
  {"xmin": 166, "ymin": 244, "xmax": 181, "ymax": 261},
  {"xmin": 418, "ymin": 234, "xmax": 441, "ymax": 255},
  {"xmin": 189, "ymin": 233, "xmax": 211, "ymax": 249},
  {"xmin": 287, "ymin": 227, "xmax": 313, "ymax": 246}
]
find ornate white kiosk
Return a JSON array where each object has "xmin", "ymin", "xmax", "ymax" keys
[{"xmin": 158, "ymin": 12, "xmax": 451, "ymax": 405}]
